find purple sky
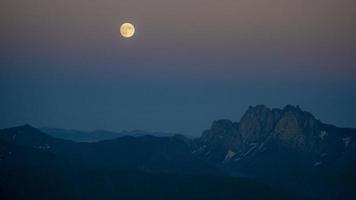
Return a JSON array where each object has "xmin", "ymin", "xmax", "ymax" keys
[{"xmin": 1, "ymin": 0, "xmax": 356, "ymax": 135}]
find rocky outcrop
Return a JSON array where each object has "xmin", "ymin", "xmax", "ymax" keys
[
  {"xmin": 238, "ymin": 105, "xmax": 279, "ymax": 143},
  {"xmin": 195, "ymin": 120, "xmax": 241, "ymax": 163},
  {"xmin": 195, "ymin": 105, "xmax": 356, "ymax": 164}
]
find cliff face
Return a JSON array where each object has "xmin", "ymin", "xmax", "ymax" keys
[
  {"xmin": 195, "ymin": 105, "xmax": 356, "ymax": 165},
  {"xmin": 238, "ymin": 105, "xmax": 279, "ymax": 143}
]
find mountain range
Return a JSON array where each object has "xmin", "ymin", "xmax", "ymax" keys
[
  {"xmin": 1, "ymin": 105, "xmax": 355, "ymax": 199},
  {"xmin": 40, "ymin": 127, "xmax": 176, "ymax": 142}
]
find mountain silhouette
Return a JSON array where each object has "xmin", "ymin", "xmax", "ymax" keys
[
  {"xmin": 40, "ymin": 127, "xmax": 176, "ymax": 142},
  {"xmin": 1, "ymin": 105, "xmax": 355, "ymax": 199}
]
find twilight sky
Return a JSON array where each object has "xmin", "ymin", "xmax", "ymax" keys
[{"xmin": 1, "ymin": 0, "xmax": 356, "ymax": 136}]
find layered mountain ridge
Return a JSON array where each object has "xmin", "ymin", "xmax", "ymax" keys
[
  {"xmin": 40, "ymin": 127, "xmax": 176, "ymax": 142},
  {"xmin": 195, "ymin": 105, "xmax": 356, "ymax": 165},
  {"xmin": 1, "ymin": 105, "xmax": 356, "ymax": 199}
]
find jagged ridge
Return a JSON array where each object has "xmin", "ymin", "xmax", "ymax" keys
[{"xmin": 195, "ymin": 105, "xmax": 356, "ymax": 164}]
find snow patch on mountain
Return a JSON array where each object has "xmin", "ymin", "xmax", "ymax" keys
[
  {"xmin": 319, "ymin": 131, "xmax": 328, "ymax": 140},
  {"xmin": 342, "ymin": 137, "xmax": 351, "ymax": 148},
  {"xmin": 243, "ymin": 143, "xmax": 257, "ymax": 157},
  {"xmin": 224, "ymin": 150, "xmax": 236, "ymax": 162}
]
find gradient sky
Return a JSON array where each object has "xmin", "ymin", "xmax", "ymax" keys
[{"xmin": 1, "ymin": 0, "xmax": 356, "ymax": 136}]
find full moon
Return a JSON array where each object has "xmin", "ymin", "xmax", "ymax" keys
[{"xmin": 120, "ymin": 23, "xmax": 135, "ymax": 38}]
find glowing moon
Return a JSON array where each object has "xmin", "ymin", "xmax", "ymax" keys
[{"xmin": 120, "ymin": 23, "xmax": 135, "ymax": 38}]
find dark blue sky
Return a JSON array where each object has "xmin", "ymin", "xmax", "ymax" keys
[{"xmin": 1, "ymin": 0, "xmax": 356, "ymax": 136}]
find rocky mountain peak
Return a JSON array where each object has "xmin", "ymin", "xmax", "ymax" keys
[
  {"xmin": 237, "ymin": 105, "xmax": 320, "ymax": 142},
  {"xmin": 247, "ymin": 105, "xmax": 270, "ymax": 112},
  {"xmin": 199, "ymin": 120, "xmax": 239, "ymax": 145},
  {"xmin": 282, "ymin": 104, "xmax": 301, "ymax": 112},
  {"xmin": 273, "ymin": 106, "xmax": 322, "ymax": 151},
  {"xmin": 195, "ymin": 105, "xmax": 344, "ymax": 163},
  {"xmin": 238, "ymin": 105, "xmax": 280, "ymax": 143}
]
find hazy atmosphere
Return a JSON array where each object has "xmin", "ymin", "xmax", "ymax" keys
[{"xmin": 1, "ymin": 0, "xmax": 356, "ymax": 135}]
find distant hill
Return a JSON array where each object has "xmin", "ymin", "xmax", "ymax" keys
[
  {"xmin": 1, "ymin": 105, "xmax": 356, "ymax": 199},
  {"xmin": 40, "ymin": 127, "xmax": 176, "ymax": 142},
  {"xmin": 0, "ymin": 126, "xmax": 295, "ymax": 200}
]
